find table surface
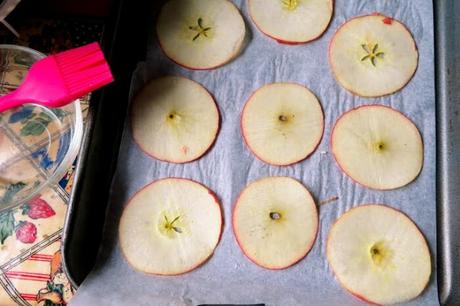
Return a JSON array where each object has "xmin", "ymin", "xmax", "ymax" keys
[{"xmin": 0, "ymin": 17, "xmax": 103, "ymax": 306}]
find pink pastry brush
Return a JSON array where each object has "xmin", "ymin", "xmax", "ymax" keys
[{"xmin": 0, "ymin": 42, "xmax": 113, "ymax": 112}]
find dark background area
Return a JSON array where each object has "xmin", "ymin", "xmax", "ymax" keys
[{"xmin": 0, "ymin": 0, "xmax": 113, "ymax": 52}]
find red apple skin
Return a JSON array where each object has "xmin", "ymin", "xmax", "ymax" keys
[
  {"xmin": 326, "ymin": 204, "xmax": 432, "ymax": 306},
  {"xmin": 232, "ymin": 176, "xmax": 319, "ymax": 270},
  {"xmin": 130, "ymin": 76, "xmax": 221, "ymax": 164},
  {"xmin": 248, "ymin": 0, "xmax": 334, "ymax": 45},
  {"xmin": 275, "ymin": 39, "xmax": 306, "ymax": 46},
  {"xmin": 352, "ymin": 293, "xmax": 381, "ymax": 306},
  {"xmin": 240, "ymin": 82, "xmax": 325, "ymax": 167},
  {"xmin": 156, "ymin": 0, "xmax": 245, "ymax": 70},
  {"xmin": 328, "ymin": 13, "xmax": 419, "ymax": 98},
  {"xmin": 119, "ymin": 177, "xmax": 223, "ymax": 276},
  {"xmin": 371, "ymin": 12, "xmax": 393, "ymax": 25},
  {"xmin": 330, "ymin": 104, "xmax": 424, "ymax": 191}
]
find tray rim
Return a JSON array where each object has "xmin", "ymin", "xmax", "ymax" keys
[
  {"xmin": 435, "ymin": 0, "xmax": 460, "ymax": 305},
  {"xmin": 61, "ymin": 0, "xmax": 151, "ymax": 288}
]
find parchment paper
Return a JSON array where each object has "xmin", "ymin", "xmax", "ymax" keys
[{"xmin": 71, "ymin": 0, "xmax": 437, "ymax": 305}]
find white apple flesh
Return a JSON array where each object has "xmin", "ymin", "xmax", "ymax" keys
[
  {"xmin": 157, "ymin": 0, "xmax": 246, "ymax": 70},
  {"xmin": 327, "ymin": 205, "xmax": 431, "ymax": 305},
  {"xmin": 233, "ymin": 176, "xmax": 318, "ymax": 269},
  {"xmin": 329, "ymin": 14, "xmax": 418, "ymax": 97},
  {"xmin": 131, "ymin": 76, "xmax": 219, "ymax": 163},
  {"xmin": 331, "ymin": 105, "xmax": 423, "ymax": 190},
  {"xmin": 119, "ymin": 178, "xmax": 222, "ymax": 276},
  {"xmin": 248, "ymin": 0, "xmax": 333, "ymax": 44},
  {"xmin": 241, "ymin": 83, "xmax": 324, "ymax": 166}
]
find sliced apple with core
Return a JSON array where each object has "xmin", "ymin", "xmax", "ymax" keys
[
  {"xmin": 331, "ymin": 105, "xmax": 423, "ymax": 190},
  {"xmin": 157, "ymin": 0, "xmax": 246, "ymax": 70},
  {"xmin": 248, "ymin": 0, "xmax": 333, "ymax": 44},
  {"xmin": 327, "ymin": 205, "xmax": 431, "ymax": 305},
  {"xmin": 233, "ymin": 176, "xmax": 318, "ymax": 269},
  {"xmin": 119, "ymin": 178, "xmax": 222, "ymax": 275},
  {"xmin": 131, "ymin": 76, "xmax": 219, "ymax": 163},
  {"xmin": 241, "ymin": 83, "xmax": 324, "ymax": 166},
  {"xmin": 329, "ymin": 14, "xmax": 418, "ymax": 97}
]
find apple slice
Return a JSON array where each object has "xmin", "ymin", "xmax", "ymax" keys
[
  {"xmin": 329, "ymin": 14, "xmax": 418, "ymax": 97},
  {"xmin": 131, "ymin": 76, "xmax": 219, "ymax": 163},
  {"xmin": 119, "ymin": 178, "xmax": 222, "ymax": 275},
  {"xmin": 248, "ymin": 0, "xmax": 333, "ymax": 44},
  {"xmin": 157, "ymin": 0, "xmax": 245, "ymax": 70},
  {"xmin": 241, "ymin": 83, "xmax": 324, "ymax": 166},
  {"xmin": 327, "ymin": 205, "xmax": 431, "ymax": 305},
  {"xmin": 233, "ymin": 176, "xmax": 318, "ymax": 269},
  {"xmin": 331, "ymin": 105, "xmax": 423, "ymax": 190}
]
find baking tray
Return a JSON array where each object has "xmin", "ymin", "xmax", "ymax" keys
[{"xmin": 61, "ymin": 0, "xmax": 460, "ymax": 304}]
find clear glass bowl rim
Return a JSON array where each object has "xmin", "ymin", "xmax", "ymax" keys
[{"xmin": 0, "ymin": 44, "xmax": 84, "ymax": 210}]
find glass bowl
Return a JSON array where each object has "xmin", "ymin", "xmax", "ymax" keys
[{"xmin": 0, "ymin": 45, "xmax": 83, "ymax": 210}]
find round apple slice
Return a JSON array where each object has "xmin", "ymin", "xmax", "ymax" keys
[
  {"xmin": 131, "ymin": 76, "xmax": 219, "ymax": 163},
  {"xmin": 156, "ymin": 0, "xmax": 245, "ymax": 70},
  {"xmin": 327, "ymin": 205, "xmax": 431, "ymax": 305},
  {"xmin": 241, "ymin": 83, "xmax": 324, "ymax": 166},
  {"xmin": 331, "ymin": 105, "xmax": 423, "ymax": 190},
  {"xmin": 233, "ymin": 177, "xmax": 318, "ymax": 269},
  {"xmin": 329, "ymin": 14, "xmax": 418, "ymax": 97},
  {"xmin": 248, "ymin": 0, "xmax": 333, "ymax": 44},
  {"xmin": 119, "ymin": 178, "xmax": 222, "ymax": 275}
]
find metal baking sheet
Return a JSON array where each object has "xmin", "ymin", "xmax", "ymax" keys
[{"xmin": 65, "ymin": 0, "xmax": 442, "ymax": 305}]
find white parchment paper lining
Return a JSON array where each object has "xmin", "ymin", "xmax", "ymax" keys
[{"xmin": 71, "ymin": 0, "xmax": 437, "ymax": 305}]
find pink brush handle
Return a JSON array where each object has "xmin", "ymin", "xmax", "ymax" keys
[{"xmin": 0, "ymin": 89, "xmax": 29, "ymax": 112}]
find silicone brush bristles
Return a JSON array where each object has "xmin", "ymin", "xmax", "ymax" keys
[
  {"xmin": 0, "ymin": 42, "xmax": 114, "ymax": 112},
  {"xmin": 54, "ymin": 42, "xmax": 114, "ymax": 99}
]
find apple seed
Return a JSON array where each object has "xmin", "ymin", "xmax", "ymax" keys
[
  {"xmin": 369, "ymin": 242, "xmax": 390, "ymax": 266},
  {"xmin": 269, "ymin": 212, "xmax": 282, "ymax": 220},
  {"xmin": 373, "ymin": 141, "xmax": 386, "ymax": 152},
  {"xmin": 167, "ymin": 112, "xmax": 181, "ymax": 122},
  {"xmin": 278, "ymin": 115, "xmax": 288, "ymax": 122}
]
